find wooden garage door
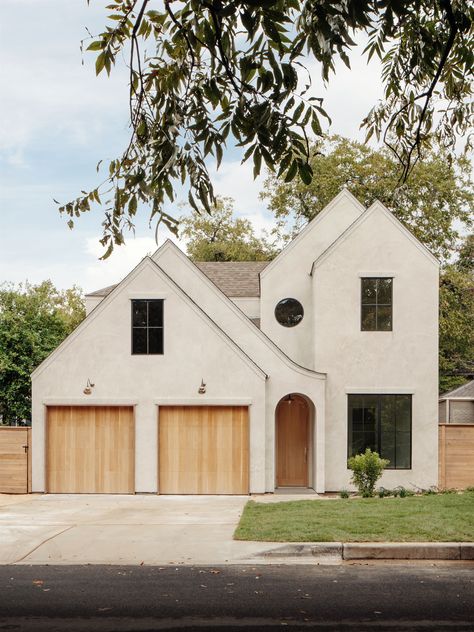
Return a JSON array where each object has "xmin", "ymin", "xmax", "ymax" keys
[
  {"xmin": 47, "ymin": 406, "xmax": 134, "ymax": 493},
  {"xmin": 159, "ymin": 406, "xmax": 249, "ymax": 494}
]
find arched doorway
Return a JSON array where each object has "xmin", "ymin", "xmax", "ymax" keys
[{"xmin": 276, "ymin": 394, "xmax": 311, "ymax": 487}]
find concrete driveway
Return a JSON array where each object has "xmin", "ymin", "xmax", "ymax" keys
[{"xmin": 0, "ymin": 494, "xmax": 279, "ymax": 566}]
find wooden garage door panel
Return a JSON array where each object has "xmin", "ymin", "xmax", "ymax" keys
[
  {"xmin": 47, "ymin": 406, "xmax": 134, "ymax": 493},
  {"xmin": 159, "ymin": 406, "xmax": 249, "ymax": 494}
]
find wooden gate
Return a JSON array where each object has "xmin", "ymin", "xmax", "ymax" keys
[
  {"xmin": 439, "ymin": 424, "xmax": 474, "ymax": 489},
  {"xmin": 0, "ymin": 427, "xmax": 31, "ymax": 493}
]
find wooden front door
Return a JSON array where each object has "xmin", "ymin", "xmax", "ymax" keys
[
  {"xmin": 276, "ymin": 395, "xmax": 309, "ymax": 487},
  {"xmin": 159, "ymin": 405, "xmax": 249, "ymax": 494},
  {"xmin": 47, "ymin": 406, "xmax": 135, "ymax": 493}
]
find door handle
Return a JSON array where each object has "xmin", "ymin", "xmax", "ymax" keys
[
  {"xmin": 22, "ymin": 445, "xmax": 28, "ymax": 453},
  {"xmin": 304, "ymin": 447, "xmax": 307, "ymax": 463}
]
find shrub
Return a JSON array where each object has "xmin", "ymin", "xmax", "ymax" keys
[
  {"xmin": 397, "ymin": 487, "xmax": 415, "ymax": 498},
  {"xmin": 378, "ymin": 487, "xmax": 387, "ymax": 498},
  {"xmin": 466, "ymin": 487, "xmax": 474, "ymax": 493},
  {"xmin": 422, "ymin": 487, "xmax": 438, "ymax": 495},
  {"xmin": 347, "ymin": 448, "xmax": 389, "ymax": 498},
  {"xmin": 339, "ymin": 489, "xmax": 349, "ymax": 499}
]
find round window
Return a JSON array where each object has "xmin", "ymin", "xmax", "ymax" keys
[{"xmin": 274, "ymin": 298, "xmax": 304, "ymax": 328}]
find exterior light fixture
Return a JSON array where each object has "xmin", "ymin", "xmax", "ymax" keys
[
  {"xmin": 83, "ymin": 378, "xmax": 95, "ymax": 395},
  {"xmin": 198, "ymin": 379, "xmax": 206, "ymax": 394},
  {"xmin": 286, "ymin": 394, "xmax": 293, "ymax": 404}
]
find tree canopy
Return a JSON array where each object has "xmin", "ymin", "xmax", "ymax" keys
[
  {"xmin": 59, "ymin": 0, "xmax": 473, "ymax": 256},
  {"xmin": 0, "ymin": 282, "xmax": 85, "ymax": 424},
  {"xmin": 439, "ymin": 234, "xmax": 474, "ymax": 393},
  {"xmin": 261, "ymin": 135, "xmax": 473, "ymax": 261},
  {"xmin": 180, "ymin": 197, "xmax": 276, "ymax": 261}
]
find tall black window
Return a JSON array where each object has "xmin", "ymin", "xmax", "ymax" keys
[
  {"xmin": 348, "ymin": 394, "xmax": 412, "ymax": 469},
  {"xmin": 131, "ymin": 299, "xmax": 163, "ymax": 355},
  {"xmin": 361, "ymin": 277, "xmax": 392, "ymax": 331}
]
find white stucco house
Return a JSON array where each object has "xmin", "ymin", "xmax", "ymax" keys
[{"xmin": 31, "ymin": 189, "xmax": 439, "ymax": 494}]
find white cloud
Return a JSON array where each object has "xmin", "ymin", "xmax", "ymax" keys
[{"xmin": 83, "ymin": 224, "xmax": 189, "ymax": 293}]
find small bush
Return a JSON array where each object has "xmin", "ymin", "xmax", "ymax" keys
[
  {"xmin": 378, "ymin": 487, "xmax": 387, "ymax": 498},
  {"xmin": 339, "ymin": 489, "xmax": 349, "ymax": 499},
  {"xmin": 396, "ymin": 486, "xmax": 414, "ymax": 498},
  {"xmin": 347, "ymin": 448, "xmax": 389, "ymax": 498},
  {"xmin": 422, "ymin": 487, "xmax": 438, "ymax": 495},
  {"xmin": 465, "ymin": 487, "xmax": 474, "ymax": 493}
]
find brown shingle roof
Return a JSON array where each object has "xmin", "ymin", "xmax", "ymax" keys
[
  {"xmin": 86, "ymin": 261, "xmax": 270, "ymax": 298},
  {"xmin": 195, "ymin": 261, "xmax": 269, "ymax": 297},
  {"xmin": 440, "ymin": 379, "xmax": 474, "ymax": 400}
]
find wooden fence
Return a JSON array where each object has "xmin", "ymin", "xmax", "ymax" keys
[
  {"xmin": 439, "ymin": 424, "xmax": 474, "ymax": 490},
  {"xmin": 0, "ymin": 427, "xmax": 31, "ymax": 493}
]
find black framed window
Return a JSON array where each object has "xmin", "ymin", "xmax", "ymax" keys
[
  {"xmin": 131, "ymin": 299, "xmax": 163, "ymax": 355},
  {"xmin": 348, "ymin": 394, "xmax": 412, "ymax": 469},
  {"xmin": 361, "ymin": 277, "xmax": 392, "ymax": 331}
]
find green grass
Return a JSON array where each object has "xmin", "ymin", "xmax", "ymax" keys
[{"xmin": 234, "ymin": 491, "xmax": 474, "ymax": 542}]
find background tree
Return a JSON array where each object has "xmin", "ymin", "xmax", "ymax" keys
[
  {"xmin": 261, "ymin": 136, "xmax": 473, "ymax": 261},
  {"xmin": 180, "ymin": 197, "xmax": 276, "ymax": 261},
  {"xmin": 60, "ymin": 0, "xmax": 473, "ymax": 255},
  {"xmin": 439, "ymin": 233, "xmax": 474, "ymax": 393},
  {"xmin": 0, "ymin": 282, "xmax": 85, "ymax": 424}
]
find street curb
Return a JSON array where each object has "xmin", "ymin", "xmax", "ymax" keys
[
  {"xmin": 257, "ymin": 542, "xmax": 474, "ymax": 561},
  {"xmin": 260, "ymin": 543, "xmax": 342, "ymax": 558}
]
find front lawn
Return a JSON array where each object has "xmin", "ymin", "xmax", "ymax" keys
[{"xmin": 234, "ymin": 492, "xmax": 474, "ymax": 542}]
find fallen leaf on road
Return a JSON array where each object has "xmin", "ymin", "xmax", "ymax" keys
[{"xmin": 32, "ymin": 580, "xmax": 43, "ymax": 586}]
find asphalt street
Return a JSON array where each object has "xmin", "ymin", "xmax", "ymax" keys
[{"xmin": 0, "ymin": 563, "xmax": 473, "ymax": 631}]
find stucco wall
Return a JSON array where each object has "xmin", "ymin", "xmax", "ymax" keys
[
  {"xmin": 259, "ymin": 190, "xmax": 364, "ymax": 368},
  {"xmin": 312, "ymin": 204, "xmax": 439, "ymax": 491},
  {"xmin": 154, "ymin": 244, "xmax": 327, "ymax": 491},
  {"xmin": 32, "ymin": 260, "xmax": 267, "ymax": 493}
]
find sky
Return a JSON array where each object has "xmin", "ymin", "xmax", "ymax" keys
[{"xmin": 0, "ymin": 0, "xmax": 383, "ymax": 293}]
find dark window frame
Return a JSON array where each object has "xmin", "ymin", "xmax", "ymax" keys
[
  {"xmin": 361, "ymin": 277, "xmax": 393, "ymax": 331},
  {"xmin": 131, "ymin": 299, "xmax": 164, "ymax": 355},
  {"xmin": 347, "ymin": 394, "xmax": 412, "ymax": 470},
  {"xmin": 274, "ymin": 297, "xmax": 304, "ymax": 328}
]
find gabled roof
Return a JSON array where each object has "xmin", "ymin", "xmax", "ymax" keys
[
  {"xmin": 440, "ymin": 380, "xmax": 474, "ymax": 400},
  {"xmin": 153, "ymin": 239, "xmax": 325, "ymax": 379},
  {"xmin": 33, "ymin": 256, "xmax": 267, "ymax": 380},
  {"xmin": 260, "ymin": 188, "xmax": 365, "ymax": 280},
  {"xmin": 86, "ymin": 261, "xmax": 269, "ymax": 299},
  {"xmin": 310, "ymin": 199, "xmax": 439, "ymax": 275}
]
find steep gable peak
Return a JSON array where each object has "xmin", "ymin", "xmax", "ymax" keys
[
  {"xmin": 311, "ymin": 198, "xmax": 438, "ymax": 274},
  {"xmin": 260, "ymin": 188, "xmax": 365, "ymax": 279}
]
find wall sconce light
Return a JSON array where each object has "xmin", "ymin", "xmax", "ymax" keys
[
  {"xmin": 83, "ymin": 378, "xmax": 95, "ymax": 395},
  {"xmin": 198, "ymin": 378, "xmax": 206, "ymax": 394}
]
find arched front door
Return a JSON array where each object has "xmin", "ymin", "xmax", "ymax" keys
[{"xmin": 276, "ymin": 394, "xmax": 310, "ymax": 487}]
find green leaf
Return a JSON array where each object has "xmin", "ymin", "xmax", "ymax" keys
[
  {"xmin": 87, "ymin": 40, "xmax": 105, "ymax": 51},
  {"xmin": 95, "ymin": 52, "xmax": 106, "ymax": 75},
  {"xmin": 284, "ymin": 160, "xmax": 298, "ymax": 182}
]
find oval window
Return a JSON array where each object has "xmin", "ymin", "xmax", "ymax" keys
[{"xmin": 274, "ymin": 298, "xmax": 304, "ymax": 327}]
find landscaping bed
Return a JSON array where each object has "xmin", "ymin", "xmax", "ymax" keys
[{"xmin": 234, "ymin": 491, "xmax": 474, "ymax": 542}]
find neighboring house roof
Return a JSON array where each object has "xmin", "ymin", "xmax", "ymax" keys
[
  {"xmin": 440, "ymin": 380, "xmax": 474, "ymax": 400},
  {"xmin": 86, "ymin": 261, "xmax": 270, "ymax": 299},
  {"xmin": 86, "ymin": 283, "xmax": 118, "ymax": 297}
]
